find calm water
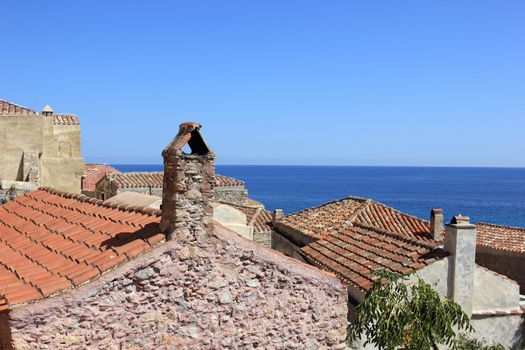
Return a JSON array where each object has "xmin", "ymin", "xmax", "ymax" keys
[{"xmin": 113, "ymin": 165, "xmax": 525, "ymax": 227}]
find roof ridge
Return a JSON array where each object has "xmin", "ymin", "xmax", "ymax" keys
[
  {"xmin": 281, "ymin": 195, "xmax": 369, "ymax": 218},
  {"xmin": 247, "ymin": 208, "xmax": 263, "ymax": 227},
  {"xmin": 368, "ymin": 199, "xmax": 431, "ymax": 224},
  {"xmin": 477, "ymin": 222, "xmax": 525, "ymax": 232},
  {"xmin": 116, "ymin": 171, "xmax": 163, "ymax": 175},
  {"xmin": 38, "ymin": 187, "xmax": 162, "ymax": 217},
  {"xmin": 353, "ymin": 222, "xmax": 438, "ymax": 250},
  {"xmin": 0, "ymin": 99, "xmax": 37, "ymax": 114},
  {"xmin": 53, "ymin": 113, "xmax": 77, "ymax": 116}
]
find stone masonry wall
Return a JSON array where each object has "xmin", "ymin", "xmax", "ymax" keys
[
  {"xmin": 8, "ymin": 224, "xmax": 348, "ymax": 350},
  {"xmin": 214, "ymin": 187, "xmax": 247, "ymax": 206},
  {"xmin": 254, "ymin": 231, "xmax": 272, "ymax": 248}
]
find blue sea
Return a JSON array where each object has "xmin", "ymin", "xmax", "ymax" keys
[{"xmin": 113, "ymin": 165, "xmax": 525, "ymax": 228}]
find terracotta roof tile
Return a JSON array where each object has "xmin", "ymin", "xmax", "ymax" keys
[
  {"xmin": 0, "ymin": 187, "xmax": 164, "ymax": 309},
  {"xmin": 298, "ymin": 224, "xmax": 446, "ymax": 292},
  {"xmin": 476, "ymin": 222, "xmax": 525, "ymax": 254},
  {"xmin": 215, "ymin": 174, "xmax": 244, "ymax": 187},
  {"xmin": 110, "ymin": 172, "xmax": 243, "ymax": 190},
  {"xmin": 0, "ymin": 100, "xmax": 79, "ymax": 126},
  {"xmin": 82, "ymin": 164, "xmax": 119, "ymax": 192},
  {"xmin": 0, "ymin": 99, "xmax": 37, "ymax": 115},
  {"xmin": 53, "ymin": 114, "xmax": 79, "ymax": 126},
  {"xmin": 278, "ymin": 195, "xmax": 434, "ymax": 243},
  {"xmin": 83, "ymin": 163, "xmax": 119, "ymax": 177}
]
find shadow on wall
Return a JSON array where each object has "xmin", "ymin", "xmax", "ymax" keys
[
  {"xmin": 514, "ymin": 318, "xmax": 525, "ymax": 347},
  {"xmin": 0, "ymin": 310, "xmax": 13, "ymax": 350}
]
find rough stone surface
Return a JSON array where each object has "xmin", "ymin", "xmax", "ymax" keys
[
  {"xmin": 8, "ymin": 225, "xmax": 348, "ymax": 350},
  {"xmin": 214, "ymin": 187, "xmax": 248, "ymax": 206}
]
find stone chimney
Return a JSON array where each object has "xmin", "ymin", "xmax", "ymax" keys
[
  {"xmin": 160, "ymin": 122, "xmax": 216, "ymax": 241},
  {"xmin": 430, "ymin": 208, "xmax": 444, "ymax": 241},
  {"xmin": 444, "ymin": 215, "xmax": 476, "ymax": 316},
  {"xmin": 42, "ymin": 105, "xmax": 54, "ymax": 116},
  {"xmin": 272, "ymin": 209, "xmax": 284, "ymax": 224}
]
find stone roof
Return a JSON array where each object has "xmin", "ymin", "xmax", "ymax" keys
[
  {"xmin": 220, "ymin": 202, "xmax": 272, "ymax": 234},
  {"xmin": 476, "ymin": 222, "xmax": 525, "ymax": 254},
  {"xmin": 110, "ymin": 172, "xmax": 244, "ymax": 190},
  {"xmin": 0, "ymin": 188, "xmax": 164, "ymax": 310},
  {"xmin": 298, "ymin": 223, "xmax": 446, "ymax": 292},
  {"xmin": 0, "ymin": 99, "xmax": 79, "ymax": 125},
  {"xmin": 277, "ymin": 195, "xmax": 434, "ymax": 243}
]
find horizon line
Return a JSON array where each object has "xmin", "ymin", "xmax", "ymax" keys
[{"xmin": 106, "ymin": 163, "xmax": 525, "ymax": 169}]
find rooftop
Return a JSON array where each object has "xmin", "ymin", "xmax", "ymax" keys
[
  {"xmin": 220, "ymin": 202, "xmax": 272, "ymax": 234},
  {"xmin": 109, "ymin": 172, "xmax": 244, "ymax": 189},
  {"xmin": 0, "ymin": 99, "xmax": 79, "ymax": 125},
  {"xmin": 476, "ymin": 222, "xmax": 525, "ymax": 254},
  {"xmin": 277, "ymin": 195, "xmax": 435, "ymax": 243},
  {"xmin": 83, "ymin": 163, "xmax": 119, "ymax": 178},
  {"xmin": 0, "ymin": 187, "xmax": 165, "ymax": 310},
  {"xmin": 215, "ymin": 174, "xmax": 244, "ymax": 187},
  {"xmin": 0, "ymin": 99, "xmax": 37, "ymax": 116},
  {"xmin": 298, "ymin": 223, "xmax": 446, "ymax": 292}
]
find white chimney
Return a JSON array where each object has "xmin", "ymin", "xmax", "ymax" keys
[
  {"xmin": 430, "ymin": 208, "xmax": 444, "ymax": 241},
  {"xmin": 272, "ymin": 209, "xmax": 284, "ymax": 224},
  {"xmin": 444, "ymin": 215, "xmax": 476, "ymax": 316}
]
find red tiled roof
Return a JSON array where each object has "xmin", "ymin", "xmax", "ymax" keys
[
  {"xmin": 277, "ymin": 196, "xmax": 434, "ymax": 243},
  {"xmin": 0, "ymin": 99, "xmax": 37, "ymax": 115},
  {"xmin": 53, "ymin": 114, "xmax": 80, "ymax": 126},
  {"xmin": 215, "ymin": 174, "xmax": 244, "ymax": 187},
  {"xmin": 220, "ymin": 202, "xmax": 272, "ymax": 233},
  {"xmin": 82, "ymin": 164, "xmax": 120, "ymax": 192},
  {"xmin": 112, "ymin": 172, "xmax": 164, "ymax": 189},
  {"xmin": 83, "ymin": 163, "xmax": 119, "ymax": 178},
  {"xmin": 0, "ymin": 100, "xmax": 80, "ymax": 125},
  {"xmin": 476, "ymin": 222, "xmax": 525, "ymax": 254},
  {"xmin": 298, "ymin": 224, "xmax": 446, "ymax": 292},
  {"xmin": 0, "ymin": 188, "xmax": 165, "ymax": 309},
  {"xmin": 111, "ymin": 172, "xmax": 244, "ymax": 189}
]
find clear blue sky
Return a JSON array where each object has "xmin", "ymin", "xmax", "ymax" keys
[{"xmin": 1, "ymin": 1, "xmax": 524, "ymax": 166}]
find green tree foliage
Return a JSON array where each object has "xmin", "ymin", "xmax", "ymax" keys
[
  {"xmin": 349, "ymin": 270, "xmax": 474, "ymax": 350},
  {"xmin": 453, "ymin": 334, "xmax": 505, "ymax": 350}
]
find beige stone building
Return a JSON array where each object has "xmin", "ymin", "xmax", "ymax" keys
[{"xmin": 0, "ymin": 99, "xmax": 84, "ymax": 199}]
